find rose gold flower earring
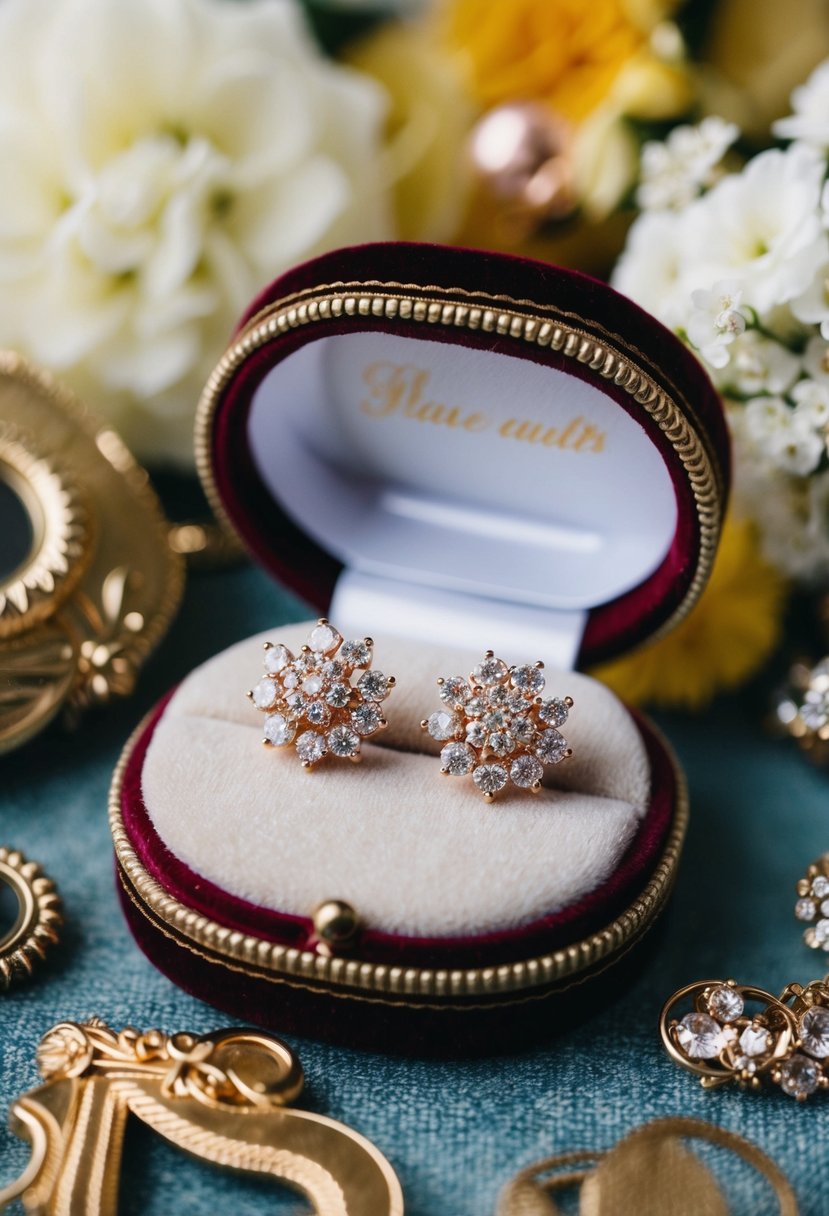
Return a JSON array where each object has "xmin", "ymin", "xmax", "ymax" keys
[
  {"xmin": 421, "ymin": 650, "xmax": 573, "ymax": 801},
  {"xmin": 246, "ymin": 619, "xmax": 395, "ymax": 769}
]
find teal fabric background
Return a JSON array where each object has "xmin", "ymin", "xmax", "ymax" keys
[{"xmin": 1, "ymin": 562, "xmax": 827, "ymax": 1214}]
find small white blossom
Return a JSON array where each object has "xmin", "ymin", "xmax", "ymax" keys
[
  {"xmin": 773, "ymin": 59, "xmax": 829, "ymax": 151},
  {"xmin": 610, "ymin": 208, "xmax": 688, "ymax": 326},
  {"xmin": 792, "ymin": 379, "xmax": 829, "ymax": 432},
  {"xmin": 726, "ymin": 331, "xmax": 801, "ymax": 397},
  {"xmin": 792, "ymin": 264, "xmax": 829, "ymax": 339},
  {"xmin": 686, "ymin": 279, "xmax": 746, "ymax": 369},
  {"xmin": 744, "ymin": 395, "xmax": 792, "ymax": 445},
  {"xmin": 803, "ymin": 335, "xmax": 829, "ymax": 385},
  {"xmin": 766, "ymin": 414, "xmax": 825, "ymax": 476},
  {"xmin": 636, "ymin": 117, "xmax": 738, "ymax": 212}
]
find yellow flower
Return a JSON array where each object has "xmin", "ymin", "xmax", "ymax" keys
[
  {"xmin": 345, "ymin": 22, "xmax": 474, "ymax": 242},
  {"xmin": 591, "ymin": 517, "xmax": 787, "ymax": 711},
  {"xmin": 441, "ymin": 0, "xmax": 675, "ymax": 123}
]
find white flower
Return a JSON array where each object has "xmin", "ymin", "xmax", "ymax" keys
[
  {"xmin": 773, "ymin": 59, "xmax": 829, "ymax": 150},
  {"xmin": 744, "ymin": 395, "xmax": 792, "ymax": 445},
  {"xmin": 792, "ymin": 379, "xmax": 829, "ymax": 432},
  {"xmin": 804, "ymin": 334, "xmax": 829, "ymax": 385},
  {"xmin": 610, "ymin": 208, "xmax": 688, "ymax": 327},
  {"xmin": 686, "ymin": 279, "xmax": 746, "ymax": 369},
  {"xmin": 793, "ymin": 263, "xmax": 829, "ymax": 339},
  {"xmin": 636, "ymin": 117, "xmax": 738, "ymax": 212},
  {"xmin": 681, "ymin": 144, "xmax": 828, "ymax": 315},
  {"xmin": 0, "ymin": 0, "xmax": 392, "ymax": 465},
  {"xmin": 766, "ymin": 414, "xmax": 824, "ymax": 476},
  {"xmin": 725, "ymin": 331, "xmax": 801, "ymax": 397}
]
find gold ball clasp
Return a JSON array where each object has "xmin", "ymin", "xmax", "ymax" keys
[{"xmin": 312, "ymin": 899, "xmax": 360, "ymax": 951}]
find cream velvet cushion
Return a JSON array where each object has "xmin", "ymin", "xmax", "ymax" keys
[{"xmin": 142, "ymin": 623, "xmax": 651, "ymax": 938}]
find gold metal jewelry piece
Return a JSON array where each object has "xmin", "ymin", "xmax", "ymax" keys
[
  {"xmin": 0, "ymin": 847, "xmax": 63, "ymax": 990},
  {"xmin": 498, "ymin": 1116, "xmax": 798, "ymax": 1216},
  {"xmin": 771, "ymin": 656, "xmax": 829, "ymax": 767},
  {"xmin": 660, "ymin": 977, "xmax": 829, "ymax": 1100},
  {"xmin": 247, "ymin": 619, "xmax": 394, "ymax": 769},
  {"xmin": 794, "ymin": 852, "xmax": 829, "ymax": 949},
  {"xmin": 421, "ymin": 651, "xmax": 573, "ymax": 801},
  {"xmin": 0, "ymin": 1019, "xmax": 404, "ymax": 1216},
  {"xmin": 0, "ymin": 352, "xmax": 184, "ymax": 754}
]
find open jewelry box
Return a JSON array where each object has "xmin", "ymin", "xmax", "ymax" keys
[{"xmin": 110, "ymin": 243, "xmax": 729, "ymax": 1055}]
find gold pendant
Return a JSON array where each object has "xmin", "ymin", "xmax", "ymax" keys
[{"xmin": 0, "ymin": 1019, "xmax": 404, "ymax": 1215}]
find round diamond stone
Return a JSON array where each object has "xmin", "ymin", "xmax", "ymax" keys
[
  {"xmin": 796, "ymin": 898, "xmax": 817, "ymax": 921},
  {"xmin": 263, "ymin": 713, "xmax": 295, "ymax": 746},
  {"xmin": 472, "ymin": 655, "xmax": 508, "ymax": 686},
  {"xmin": 473, "ymin": 763, "xmax": 508, "ymax": 796},
  {"xmin": 779, "ymin": 1053, "xmax": 820, "ymax": 1099},
  {"xmin": 439, "ymin": 676, "xmax": 471, "ymax": 709},
  {"xmin": 538, "ymin": 697, "xmax": 569, "ymax": 727},
  {"xmin": 706, "ymin": 985, "xmax": 744, "ymax": 1022},
  {"xmin": 486, "ymin": 686, "xmax": 508, "ymax": 706},
  {"xmin": 510, "ymin": 754, "xmax": 543, "ymax": 789},
  {"xmin": 465, "ymin": 721, "xmax": 487, "ymax": 747},
  {"xmin": 251, "ymin": 678, "xmax": 279, "ymax": 710},
  {"xmin": 511, "ymin": 664, "xmax": 545, "ymax": 695},
  {"xmin": 264, "ymin": 644, "xmax": 291, "ymax": 674},
  {"xmin": 813, "ymin": 876, "xmax": 829, "ymax": 898},
  {"xmin": 815, "ymin": 918, "xmax": 829, "ymax": 943},
  {"xmin": 676, "ymin": 1012, "xmax": 724, "ymax": 1059},
  {"xmin": 739, "ymin": 1023, "xmax": 771, "ymax": 1058},
  {"xmin": 535, "ymin": 729, "xmax": 568, "ymax": 764},
  {"xmin": 822, "ymin": 900, "xmax": 829, "ymax": 917},
  {"xmin": 306, "ymin": 700, "xmax": 330, "ymax": 727},
  {"xmin": 308, "ymin": 623, "xmax": 339, "ymax": 653},
  {"xmin": 321, "ymin": 659, "xmax": 345, "ymax": 683},
  {"xmin": 466, "ymin": 697, "xmax": 486, "ymax": 717},
  {"xmin": 426, "ymin": 711, "xmax": 458, "ymax": 741},
  {"xmin": 352, "ymin": 703, "xmax": 383, "ymax": 736},
  {"xmin": 284, "ymin": 691, "xmax": 306, "ymax": 718},
  {"xmin": 328, "ymin": 725, "xmax": 360, "ymax": 757},
  {"xmin": 483, "ymin": 709, "xmax": 508, "ymax": 730},
  {"xmin": 512, "ymin": 717, "xmax": 536, "ymax": 744},
  {"xmin": 488, "ymin": 731, "xmax": 515, "ymax": 756},
  {"xmin": 799, "ymin": 1007, "xmax": 829, "ymax": 1058},
  {"xmin": 282, "ymin": 669, "xmax": 300, "ymax": 690},
  {"xmin": 302, "ymin": 673, "xmax": 323, "ymax": 696},
  {"xmin": 340, "ymin": 639, "xmax": 372, "ymax": 667},
  {"xmin": 506, "ymin": 690, "xmax": 529, "ymax": 713},
  {"xmin": 359, "ymin": 670, "xmax": 390, "ymax": 702},
  {"xmin": 441, "ymin": 741, "xmax": 476, "ymax": 776},
  {"xmin": 296, "ymin": 731, "xmax": 327, "ymax": 765},
  {"xmin": 326, "ymin": 682, "xmax": 352, "ymax": 708}
]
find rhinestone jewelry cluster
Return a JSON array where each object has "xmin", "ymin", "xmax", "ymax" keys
[
  {"xmin": 794, "ymin": 855, "xmax": 829, "ymax": 950},
  {"xmin": 664, "ymin": 979, "xmax": 829, "ymax": 1100},
  {"xmin": 422, "ymin": 650, "xmax": 573, "ymax": 802},
  {"xmin": 247, "ymin": 619, "xmax": 394, "ymax": 769}
]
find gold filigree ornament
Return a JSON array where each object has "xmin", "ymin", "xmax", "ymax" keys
[
  {"xmin": 0, "ymin": 847, "xmax": 63, "ymax": 989},
  {"xmin": 0, "ymin": 353, "xmax": 184, "ymax": 753},
  {"xmin": 0, "ymin": 1019, "xmax": 404, "ymax": 1216}
]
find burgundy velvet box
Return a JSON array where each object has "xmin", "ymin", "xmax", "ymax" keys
[{"xmin": 111, "ymin": 242, "xmax": 728, "ymax": 1055}]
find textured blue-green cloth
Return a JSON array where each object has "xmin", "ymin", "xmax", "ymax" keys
[{"xmin": 1, "ymin": 564, "xmax": 827, "ymax": 1215}]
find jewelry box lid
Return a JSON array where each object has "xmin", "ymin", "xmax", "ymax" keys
[{"xmin": 196, "ymin": 242, "xmax": 729, "ymax": 668}]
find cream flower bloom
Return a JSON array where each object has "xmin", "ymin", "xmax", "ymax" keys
[
  {"xmin": 773, "ymin": 59, "xmax": 829, "ymax": 150},
  {"xmin": 0, "ymin": 0, "xmax": 391, "ymax": 465}
]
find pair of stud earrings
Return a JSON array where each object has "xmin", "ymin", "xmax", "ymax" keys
[{"xmin": 246, "ymin": 619, "xmax": 574, "ymax": 802}]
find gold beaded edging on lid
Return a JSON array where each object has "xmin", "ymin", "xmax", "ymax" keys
[
  {"xmin": 109, "ymin": 710, "xmax": 688, "ymax": 1006},
  {"xmin": 194, "ymin": 280, "xmax": 724, "ymax": 649}
]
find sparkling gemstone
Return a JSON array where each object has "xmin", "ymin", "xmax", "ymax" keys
[
  {"xmin": 815, "ymin": 918, "xmax": 829, "ymax": 943},
  {"xmin": 306, "ymin": 700, "xmax": 330, "ymax": 727},
  {"xmin": 264, "ymin": 644, "xmax": 291, "ymax": 674},
  {"xmin": 308, "ymin": 623, "xmax": 339, "ymax": 653},
  {"xmin": 466, "ymin": 697, "xmax": 486, "ymax": 717},
  {"xmin": 465, "ymin": 722, "xmax": 487, "ymax": 748},
  {"xmin": 473, "ymin": 763, "xmax": 508, "ymax": 796},
  {"xmin": 427, "ymin": 711, "xmax": 458, "ymax": 741},
  {"xmin": 486, "ymin": 686, "xmax": 508, "ymax": 706},
  {"xmin": 472, "ymin": 655, "xmax": 508, "ymax": 686},
  {"xmin": 706, "ymin": 985, "xmax": 744, "ymax": 1022},
  {"xmin": 822, "ymin": 901, "xmax": 829, "ymax": 917},
  {"xmin": 813, "ymin": 876, "xmax": 829, "ymax": 898},
  {"xmin": 538, "ymin": 697, "xmax": 569, "ymax": 727},
  {"xmin": 510, "ymin": 754, "xmax": 543, "ymax": 789},
  {"xmin": 340, "ymin": 639, "xmax": 372, "ymax": 667},
  {"xmin": 284, "ymin": 692, "xmax": 306, "ymax": 718},
  {"xmin": 329, "ymin": 724, "xmax": 360, "ymax": 757},
  {"xmin": 251, "ymin": 678, "xmax": 279, "ymax": 710},
  {"xmin": 263, "ymin": 713, "xmax": 295, "ymax": 746},
  {"xmin": 321, "ymin": 659, "xmax": 345, "ymax": 683},
  {"xmin": 779, "ymin": 1053, "xmax": 820, "ymax": 1099},
  {"xmin": 359, "ymin": 670, "xmax": 390, "ymax": 701},
  {"xmin": 326, "ymin": 682, "xmax": 352, "ymax": 708},
  {"xmin": 535, "ymin": 729, "xmax": 568, "ymax": 764},
  {"xmin": 511, "ymin": 664, "xmax": 545, "ymax": 695},
  {"xmin": 483, "ymin": 709, "xmax": 508, "ymax": 730},
  {"xmin": 440, "ymin": 741, "xmax": 476, "ymax": 776},
  {"xmin": 796, "ymin": 898, "xmax": 817, "ymax": 921},
  {"xmin": 296, "ymin": 731, "xmax": 327, "ymax": 764},
  {"xmin": 506, "ymin": 690, "xmax": 529, "ymax": 713},
  {"xmin": 302, "ymin": 674, "xmax": 323, "ymax": 696},
  {"xmin": 739, "ymin": 1023, "xmax": 771, "ymax": 1058},
  {"xmin": 352, "ymin": 703, "xmax": 382, "ymax": 736},
  {"xmin": 282, "ymin": 670, "xmax": 300, "ymax": 690},
  {"xmin": 512, "ymin": 717, "xmax": 536, "ymax": 744},
  {"xmin": 675, "ymin": 1012, "xmax": 724, "ymax": 1059},
  {"xmin": 488, "ymin": 731, "xmax": 515, "ymax": 756},
  {"xmin": 799, "ymin": 1007, "xmax": 829, "ymax": 1058},
  {"xmin": 439, "ymin": 676, "xmax": 471, "ymax": 709}
]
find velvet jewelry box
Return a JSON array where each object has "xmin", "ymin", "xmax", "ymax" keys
[{"xmin": 111, "ymin": 243, "xmax": 729, "ymax": 1055}]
